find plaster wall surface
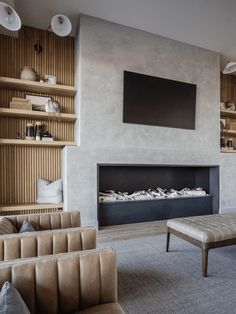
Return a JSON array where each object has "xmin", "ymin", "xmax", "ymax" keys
[{"xmin": 63, "ymin": 15, "xmax": 221, "ymax": 226}]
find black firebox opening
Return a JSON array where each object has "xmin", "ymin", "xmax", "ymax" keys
[{"xmin": 97, "ymin": 164, "xmax": 219, "ymax": 227}]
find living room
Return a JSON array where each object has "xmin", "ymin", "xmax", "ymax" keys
[{"xmin": 0, "ymin": 0, "xmax": 236, "ymax": 313}]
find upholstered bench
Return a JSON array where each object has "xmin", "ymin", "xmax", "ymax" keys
[{"xmin": 166, "ymin": 213, "xmax": 236, "ymax": 277}]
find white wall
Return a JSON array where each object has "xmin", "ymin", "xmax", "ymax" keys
[{"xmin": 63, "ymin": 15, "xmax": 221, "ymax": 227}]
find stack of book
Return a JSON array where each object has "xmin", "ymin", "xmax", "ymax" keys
[{"xmin": 10, "ymin": 97, "xmax": 32, "ymax": 110}]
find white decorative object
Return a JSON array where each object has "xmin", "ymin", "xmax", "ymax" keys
[
  {"xmin": 220, "ymin": 102, "xmax": 226, "ymax": 110},
  {"xmin": 0, "ymin": 1, "xmax": 21, "ymax": 31},
  {"xmin": 37, "ymin": 178, "xmax": 63, "ymax": 204},
  {"xmin": 51, "ymin": 14, "xmax": 72, "ymax": 37},
  {"xmin": 20, "ymin": 66, "xmax": 37, "ymax": 81},
  {"xmin": 44, "ymin": 75, "xmax": 57, "ymax": 84},
  {"xmin": 45, "ymin": 99, "xmax": 61, "ymax": 113},
  {"xmin": 26, "ymin": 95, "xmax": 51, "ymax": 111}
]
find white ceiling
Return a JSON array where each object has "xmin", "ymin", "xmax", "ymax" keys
[{"xmin": 13, "ymin": 0, "xmax": 236, "ymax": 64}]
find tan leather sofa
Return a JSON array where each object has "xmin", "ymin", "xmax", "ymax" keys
[
  {"xmin": 0, "ymin": 248, "xmax": 124, "ymax": 314},
  {"xmin": 3, "ymin": 211, "xmax": 81, "ymax": 233},
  {"xmin": 0, "ymin": 227, "xmax": 96, "ymax": 262}
]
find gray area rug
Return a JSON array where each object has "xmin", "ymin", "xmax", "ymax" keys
[{"xmin": 99, "ymin": 235, "xmax": 236, "ymax": 314}]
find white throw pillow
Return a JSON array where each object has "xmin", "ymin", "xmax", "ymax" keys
[{"xmin": 37, "ymin": 178, "xmax": 63, "ymax": 204}]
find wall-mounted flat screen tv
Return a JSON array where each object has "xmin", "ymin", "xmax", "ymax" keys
[{"xmin": 123, "ymin": 71, "xmax": 196, "ymax": 129}]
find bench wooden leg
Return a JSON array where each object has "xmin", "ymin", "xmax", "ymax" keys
[
  {"xmin": 166, "ymin": 230, "xmax": 170, "ymax": 252},
  {"xmin": 202, "ymin": 247, "xmax": 209, "ymax": 277}
]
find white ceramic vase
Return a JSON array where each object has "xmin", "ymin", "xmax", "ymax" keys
[{"xmin": 20, "ymin": 66, "xmax": 37, "ymax": 81}]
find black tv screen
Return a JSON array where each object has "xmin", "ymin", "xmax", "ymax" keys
[{"xmin": 123, "ymin": 71, "xmax": 196, "ymax": 129}]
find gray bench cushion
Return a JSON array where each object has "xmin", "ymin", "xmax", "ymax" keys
[{"xmin": 167, "ymin": 213, "xmax": 236, "ymax": 243}]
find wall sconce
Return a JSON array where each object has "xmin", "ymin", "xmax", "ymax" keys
[
  {"xmin": 223, "ymin": 62, "xmax": 236, "ymax": 74},
  {"xmin": 0, "ymin": 1, "xmax": 21, "ymax": 31},
  {"xmin": 0, "ymin": 2, "xmax": 72, "ymax": 37},
  {"xmin": 51, "ymin": 14, "xmax": 72, "ymax": 37}
]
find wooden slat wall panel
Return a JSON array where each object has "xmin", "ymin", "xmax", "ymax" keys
[
  {"xmin": 221, "ymin": 73, "xmax": 236, "ymax": 103},
  {"xmin": 0, "ymin": 146, "xmax": 61, "ymax": 204},
  {"xmin": 0, "ymin": 26, "xmax": 74, "ymax": 209},
  {"xmin": 0, "ymin": 26, "xmax": 74, "ymax": 85}
]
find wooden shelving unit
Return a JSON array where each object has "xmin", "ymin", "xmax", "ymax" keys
[
  {"xmin": 0, "ymin": 26, "xmax": 76, "ymax": 214},
  {"xmin": 0, "ymin": 203, "xmax": 63, "ymax": 212},
  {"xmin": 0, "ymin": 139, "xmax": 76, "ymax": 147},
  {"xmin": 0, "ymin": 76, "xmax": 77, "ymax": 97},
  {"xmin": 220, "ymin": 74, "xmax": 236, "ymax": 152}
]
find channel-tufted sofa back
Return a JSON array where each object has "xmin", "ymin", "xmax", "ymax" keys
[
  {"xmin": 0, "ymin": 227, "xmax": 96, "ymax": 262},
  {"xmin": 0, "ymin": 249, "xmax": 118, "ymax": 314}
]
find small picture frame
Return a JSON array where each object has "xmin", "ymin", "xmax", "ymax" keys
[{"xmin": 26, "ymin": 95, "xmax": 51, "ymax": 111}]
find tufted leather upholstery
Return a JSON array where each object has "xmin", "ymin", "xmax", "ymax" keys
[
  {"xmin": 4, "ymin": 211, "xmax": 81, "ymax": 233},
  {"xmin": 0, "ymin": 249, "xmax": 124, "ymax": 314},
  {"xmin": 0, "ymin": 227, "xmax": 96, "ymax": 262},
  {"xmin": 167, "ymin": 213, "xmax": 236, "ymax": 243}
]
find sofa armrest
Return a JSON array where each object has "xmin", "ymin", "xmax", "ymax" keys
[{"xmin": 0, "ymin": 227, "xmax": 96, "ymax": 261}]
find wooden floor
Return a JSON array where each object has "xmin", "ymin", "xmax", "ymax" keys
[{"xmin": 97, "ymin": 220, "xmax": 167, "ymax": 243}]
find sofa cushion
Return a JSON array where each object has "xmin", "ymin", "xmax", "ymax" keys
[
  {"xmin": 19, "ymin": 221, "xmax": 35, "ymax": 233},
  {"xmin": 0, "ymin": 281, "xmax": 30, "ymax": 314},
  {"xmin": 0, "ymin": 217, "xmax": 17, "ymax": 235},
  {"xmin": 74, "ymin": 303, "xmax": 124, "ymax": 314},
  {"xmin": 37, "ymin": 178, "xmax": 63, "ymax": 204}
]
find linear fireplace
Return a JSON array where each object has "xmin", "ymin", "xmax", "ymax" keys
[{"xmin": 97, "ymin": 164, "xmax": 219, "ymax": 227}]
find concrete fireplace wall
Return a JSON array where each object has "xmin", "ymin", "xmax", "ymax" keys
[{"xmin": 62, "ymin": 15, "xmax": 220, "ymax": 227}]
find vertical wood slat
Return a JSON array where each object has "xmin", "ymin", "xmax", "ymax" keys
[{"xmin": 0, "ymin": 26, "xmax": 74, "ymax": 211}]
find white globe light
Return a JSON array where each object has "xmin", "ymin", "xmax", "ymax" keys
[
  {"xmin": 51, "ymin": 14, "xmax": 72, "ymax": 37},
  {"xmin": 0, "ymin": 1, "xmax": 21, "ymax": 31}
]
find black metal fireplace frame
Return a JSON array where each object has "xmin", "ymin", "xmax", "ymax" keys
[{"xmin": 97, "ymin": 164, "xmax": 219, "ymax": 227}]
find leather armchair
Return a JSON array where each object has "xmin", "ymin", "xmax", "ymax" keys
[
  {"xmin": 0, "ymin": 248, "xmax": 124, "ymax": 314},
  {"xmin": 4, "ymin": 211, "xmax": 81, "ymax": 233},
  {"xmin": 0, "ymin": 227, "xmax": 96, "ymax": 262}
]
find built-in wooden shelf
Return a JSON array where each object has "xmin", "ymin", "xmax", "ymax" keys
[
  {"xmin": 0, "ymin": 76, "xmax": 77, "ymax": 97},
  {"xmin": 0, "ymin": 203, "xmax": 63, "ymax": 211},
  {"xmin": 221, "ymin": 149, "xmax": 236, "ymax": 153},
  {"xmin": 221, "ymin": 129, "xmax": 236, "ymax": 136},
  {"xmin": 0, "ymin": 108, "xmax": 76, "ymax": 122},
  {"xmin": 220, "ymin": 109, "xmax": 236, "ymax": 118},
  {"xmin": 0, "ymin": 139, "xmax": 76, "ymax": 147}
]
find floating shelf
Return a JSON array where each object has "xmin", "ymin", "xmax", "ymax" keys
[
  {"xmin": 220, "ymin": 109, "xmax": 236, "ymax": 118},
  {"xmin": 221, "ymin": 129, "xmax": 236, "ymax": 136},
  {"xmin": 0, "ymin": 76, "xmax": 77, "ymax": 97},
  {"xmin": 0, "ymin": 108, "xmax": 76, "ymax": 122},
  {"xmin": 0, "ymin": 139, "xmax": 76, "ymax": 147},
  {"xmin": 0, "ymin": 203, "xmax": 63, "ymax": 211},
  {"xmin": 221, "ymin": 149, "xmax": 236, "ymax": 153}
]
